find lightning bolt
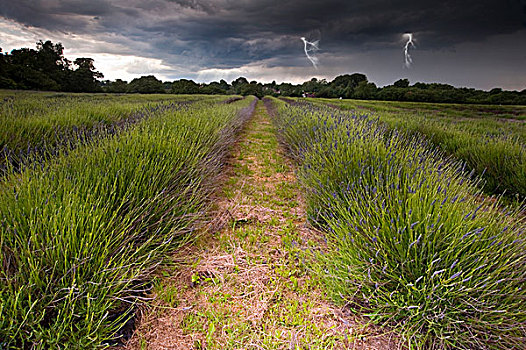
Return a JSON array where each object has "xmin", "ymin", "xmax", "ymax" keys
[
  {"xmin": 403, "ymin": 33, "xmax": 415, "ymax": 68},
  {"xmin": 301, "ymin": 37, "xmax": 319, "ymax": 69}
]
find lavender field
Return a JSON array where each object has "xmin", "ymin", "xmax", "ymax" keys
[
  {"xmin": 269, "ymin": 96, "xmax": 525, "ymax": 349},
  {"xmin": 1, "ymin": 92, "xmax": 524, "ymax": 349},
  {"xmin": 0, "ymin": 92, "xmax": 256, "ymax": 347}
]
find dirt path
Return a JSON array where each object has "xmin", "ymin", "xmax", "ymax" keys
[{"xmin": 125, "ymin": 101, "xmax": 398, "ymax": 349}]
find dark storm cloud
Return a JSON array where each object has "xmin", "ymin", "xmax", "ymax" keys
[
  {"xmin": 1, "ymin": 0, "xmax": 525, "ymax": 87},
  {"xmin": 151, "ymin": 0, "xmax": 525, "ymax": 44},
  {"xmin": 0, "ymin": 0, "xmax": 121, "ymax": 31},
  {"xmin": 2, "ymin": 1, "xmax": 524, "ymax": 46}
]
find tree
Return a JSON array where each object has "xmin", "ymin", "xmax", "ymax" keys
[
  {"xmin": 232, "ymin": 77, "xmax": 249, "ymax": 86},
  {"xmin": 317, "ymin": 86, "xmax": 335, "ymax": 98},
  {"xmin": 105, "ymin": 79, "xmax": 129, "ymax": 93},
  {"xmin": 377, "ymin": 86, "xmax": 406, "ymax": 101},
  {"xmin": 5, "ymin": 40, "xmax": 72, "ymax": 91},
  {"xmin": 201, "ymin": 82, "xmax": 225, "ymax": 94},
  {"xmin": 393, "ymin": 78, "xmax": 410, "ymax": 88},
  {"xmin": 65, "ymin": 58, "xmax": 104, "ymax": 92},
  {"xmin": 171, "ymin": 79, "xmax": 199, "ymax": 94},
  {"xmin": 240, "ymin": 82, "xmax": 263, "ymax": 98},
  {"xmin": 0, "ymin": 48, "xmax": 16, "ymax": 89},
  {"xmin": 218, "ymin": 79, "xmax": 230, "ymax": 91},
  {"xmin": 329, "ymin": 73, "xmax": 368, "ymax": 98},
  {"xmin": 1, "ymin": 44, "xmax": 525, "ymax": 105},
  {"xmin": 231, "ymin": 77, "xmax": 249, "ymax": 94},
  {"xmin": 0, "ymin": 40, "xmax": 108, "ymax": 92},
  {"xmin": 36, "ymin": 40, "xmax": 69, "ymax": 77},
  {"xmin": 7, "ymin": 47, "xmax": 60, "ymax": 90},
  {"xmin": 413, "ymin": 82, "xmax": 428, "ymax": 89},
  {"xmin": 278, "ymin": 82, "xmax": 301, "ymax": 97},
  {"xmin": 128, "ymin": 75, "xmax": 165, "ymax": 93},
  {"xmin": 332, "ymin": 74, "xmax": 367, "ymax": 89},
  {"xmin": 302, "ymin": 77, "xmax": 327, "ymax": 94},
  {"xmin": 353, "ymin": 81, "xmax": 377, "ymax": 100}
]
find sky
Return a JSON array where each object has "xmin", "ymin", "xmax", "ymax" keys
[{"xmin": 1, "ymin": 0, "xmax": 525, "ymax": 90}]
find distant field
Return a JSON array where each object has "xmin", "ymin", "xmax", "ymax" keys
[
  {"xmin": 320, "ymin": 98, "xmax": 526, "ymax": 120},
  {"xmin": 0, "ymin": 90, "xmax": 227, "ymax": 172},
  {"xmin": 305, "ymin": 98, "xmax": 526, "ymax": 201}
]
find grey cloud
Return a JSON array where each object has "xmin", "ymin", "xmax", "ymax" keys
[{"xmin": 0, "ymin": 0, "xmax": 525, "ymax": 88}]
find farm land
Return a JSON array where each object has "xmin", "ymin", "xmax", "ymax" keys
[{"xmin": 0, "ymin": 91, "xmax": 524, "ymax": 349}]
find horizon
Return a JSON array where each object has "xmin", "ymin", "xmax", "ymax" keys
[{"xmin": 1, "ymin": 1, "xmax": 526, "ymax": 91}]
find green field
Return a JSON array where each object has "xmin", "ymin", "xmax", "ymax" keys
[
  {"xmin": 0, "ymin": 91, "xmax": 226, "ymax": 172},
  {"xmin": 0, "ymin": 91, "xmax": 524, "ymax": 349},
  {"xmin": 305, "ymin": 98, "xmax": 526, "ymax": 201},
  {"xmin": 0, "ymin": 91, "xmax": 256, "ymax": 347},
  {"xmin": 269, "ymin": 97, "xmax": 525, "ymax": 349}
]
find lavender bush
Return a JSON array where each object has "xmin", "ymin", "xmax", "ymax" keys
[{"xmin": 269, "ymin": 97, "xmax": 526, "ymax": 349}]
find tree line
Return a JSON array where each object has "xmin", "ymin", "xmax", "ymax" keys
[
  {"xmin": 0, "ymin": 41, "xmax": 103, "ymax": 92},
  {"xmin": 1, "ymin": 41, "xmax": 525, "ymax": 105},
  {"xmin": 105, "ymin": 74, "xmax": 526, "ymax": 105}
]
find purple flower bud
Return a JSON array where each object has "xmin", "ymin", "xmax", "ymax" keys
[
  {"xmin": 450, "ymin": 260, "xmax": 458, "ymax": 269},
  {"xmin": 432, "ymin": 269, "xmax": 446, "ymax": 278},
  {"xmin": 450, "ymin": 271, "xmax": 462, "ymax": 280}
]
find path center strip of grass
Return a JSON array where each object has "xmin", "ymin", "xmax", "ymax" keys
[{"xmin": 125, "ymin": 100, "xmax": 399, "ymax": 349}]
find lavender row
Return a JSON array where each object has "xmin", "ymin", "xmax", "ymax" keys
[
  {"xmin": 0, "ymin": 93, "xmax": 218, "ymax": 174},
  {"xmin": 268, "ymin": 97, "xmax": 525, "ymax": 349},
  {"xmin": 0, "ymin": 96, "xmax": 256, "ymax": 347},
  {"xmin": 311, "ymin": 98, "xmax": 526, "ymax": 201}
]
